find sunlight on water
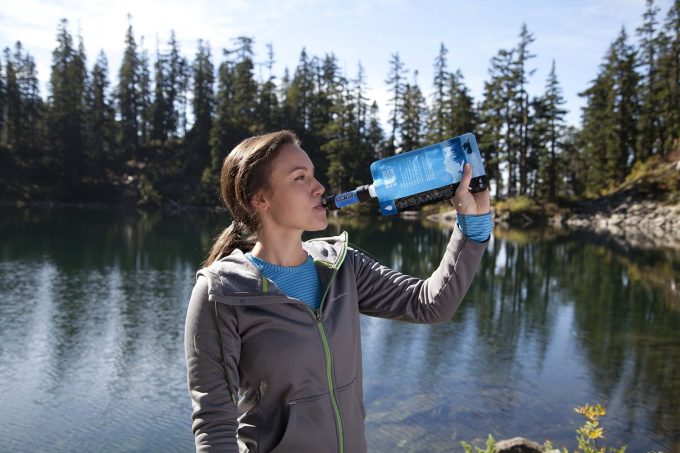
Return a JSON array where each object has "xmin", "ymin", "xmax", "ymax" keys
[{"xmin": 1, "ymin": 208, "xmax": 678, "ymax": 452}]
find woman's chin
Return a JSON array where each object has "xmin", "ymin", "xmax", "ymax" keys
[{"xmin": 308, "ymin": 218, "xmax": 329, "ymax": 231}]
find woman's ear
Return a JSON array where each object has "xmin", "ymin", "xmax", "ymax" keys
[{"xmin": 249, "ymin": 189, "xmax": 269, "ymax": 213}]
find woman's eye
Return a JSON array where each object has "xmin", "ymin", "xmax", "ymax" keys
[{"xmin": 295, "ymin": 175, "xmax": 306, "ymax": 181}]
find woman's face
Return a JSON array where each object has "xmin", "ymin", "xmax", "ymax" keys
[{"xmin": 253, "ymin": 143, "xmax": 328, "ymax": 233}]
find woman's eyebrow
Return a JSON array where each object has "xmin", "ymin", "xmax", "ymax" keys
[{"xmin": 287, "ymin": 165, "xmax": 314, "ymax": 174}]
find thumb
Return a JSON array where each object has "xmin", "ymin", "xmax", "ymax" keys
[{"xmin": 456, "ymin": 163, "xmax": 472, "ymax": 196}]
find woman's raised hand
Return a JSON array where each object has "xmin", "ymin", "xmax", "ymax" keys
[{"xmin": 451, "ymin": 163, "xmax": 491, "ymax": 215}]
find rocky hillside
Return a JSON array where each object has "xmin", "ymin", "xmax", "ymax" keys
[{"xmin": 563, "ymin": 151, "xmax": 680, "ymax": 249}]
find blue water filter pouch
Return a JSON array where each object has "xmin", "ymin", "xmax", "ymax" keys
[{"xmin": 370, "ymin": 133, "xmax": 486, "ymax": 215}]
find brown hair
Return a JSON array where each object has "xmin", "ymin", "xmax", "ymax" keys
[{"xmin": 203, "ymin": 130, "xmax": 300, "ymax": 266}]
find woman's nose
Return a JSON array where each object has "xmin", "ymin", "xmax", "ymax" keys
[{"xmin": 312, "ymin": 178, "xmax": 325, "ymax": 196}]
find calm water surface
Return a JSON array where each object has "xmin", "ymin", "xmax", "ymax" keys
[{"xmin": 0, "ymin": 208, "xmax": 678, "ymax": 452}]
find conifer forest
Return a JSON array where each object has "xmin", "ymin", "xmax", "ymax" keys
[{"xmin": 0, "ymin": 0, "xmax": 678, "ymax": 208}]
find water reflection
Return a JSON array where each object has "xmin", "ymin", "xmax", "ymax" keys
[
  {"xmin": 353, "ymin": 224, "xmax": 680, "ymax": 452},
  {"xmin": 0, "ymin": 208, "xmax": 678, "ymax": 452}
]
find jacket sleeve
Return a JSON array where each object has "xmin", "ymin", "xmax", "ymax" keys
[
  {"xmin": 185, "ymin": 275, "xmax": 240, "ymax": 452},
  {"xmin": 351, "ymin": 224, "xmax": 487, "ymax": 323}
]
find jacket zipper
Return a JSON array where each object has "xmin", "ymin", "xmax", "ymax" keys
[
  {"xmin": 252, "ymin": 280, "xmax": 346, "ymax": 453},
  {"xmin": 307, "ymin": 306, "xmax": 344, "ymax": 453},
  {"xmin": 252, "ymin": 237, "xmax": 348, "ymax": 453},
  {"xmin": 307, "ymin": 246, "xmax": 347, "ymax": 453}
]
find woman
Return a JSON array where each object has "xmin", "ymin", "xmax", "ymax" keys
[{"xmin": 185, "ymin": 130, "xmax": 491, "ymax": 452}]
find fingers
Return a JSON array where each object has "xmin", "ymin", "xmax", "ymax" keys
[{"xmin": 455, "ymin": 163, "xmax": 472, "ymax": 196}]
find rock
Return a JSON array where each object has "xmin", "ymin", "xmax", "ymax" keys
[
  {"xmin": 609, "ymin": 224, "xmax": 623, "ymax": 235},
  {"xmin": 628, "ymin": 202, "xmax": 643, "ymax": 214},
  {"xmin": 597, "ymin": 217, "xmax": 608, "ymax": 229},
  {"xmin": 494, "ymin": 437, "xmax": 553, "ymax": 453},
  {"xmin": 608, "ymin": 214, "xmax": 624, "ymax": 225},
  {"xmin": 565, "ymin": 200, "xmax": 680, "ymax": 250}
]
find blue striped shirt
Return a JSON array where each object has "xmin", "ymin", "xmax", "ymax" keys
[
  {"xmin": 457, "ymin": 211, "xmax": 494, "ymax": 242},
  {"xmin": 245, "ymin": 252, "xmax": 322, "ymax": 310}
]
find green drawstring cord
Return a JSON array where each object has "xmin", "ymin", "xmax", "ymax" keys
[{"xmin": 213, "ymin": 301, "xmax": 238, "ymax": 405}]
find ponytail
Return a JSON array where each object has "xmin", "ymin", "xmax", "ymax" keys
[{"xmin": 203, "ymin": 220, "xmax": 256, "ymax": 267}]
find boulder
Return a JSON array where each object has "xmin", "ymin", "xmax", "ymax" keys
[{"xmin": 495, "ymin": 437, "xmax": 559, "ymax": 453}]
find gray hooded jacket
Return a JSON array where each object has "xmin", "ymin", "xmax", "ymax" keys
[{"xmin": 185, "ymin": 227, "xmax": 487, "ymax": 452}]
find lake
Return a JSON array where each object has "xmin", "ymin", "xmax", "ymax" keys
[{"xmin": 0, "ymin": 207, "xmax": 678, "ymax": 452}]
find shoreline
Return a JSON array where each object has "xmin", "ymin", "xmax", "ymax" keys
[
  {"xmin": 561, "ymin": 199, "xmax": 680, "ymax": 250},
  {"xmin": 428, "ymin": 198, "xmax": 680, "ymax": 250},
  {"xmin": 4, "ymin": 198, "xmax": 680, "ymax": 250}
]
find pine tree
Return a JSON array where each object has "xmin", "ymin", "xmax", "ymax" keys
[
  {"xmin": 207, "ymin": 37, "xmax": 259, "ymax": 188},
  {"xmin": 321, "ymin": 74, "xmax": 352, "ymax": 193},
  {"xmin": 349, "ymin": 62, "xmax": 374, "ymax": 187},
  {"xmin": 206, "ymin": 57, "xmax": 232, "ymax": 188},
  {"xmin": 314, "ymin": 53, "xmax": 341, "ymax": 143},
  {"xmin": 2, "ymin": 43, "xmax": 44, "ymax": 176},
  {"xmin": 165, "ymin": 31, "xmax": 189, "ymax": 138},
  {"xmin": 513, "ymin": 23, "xmax": 536, "ymax": 195},
  {"xmin": 529, "ymin": 94, "xmax": 549, "ymax": 197},
  {"xmin": 321, "ymin": 60, "xmax": 380, "ymax": 191},
  {"xmin": 427, "ymin": 43, "xmax": 450, "ymax": 142},
  {"xmin": 385, "ymin": 52, "xmax": 407, "ymax": 155},
  {"xmin": 561, "ymin": 126, "xmax": 586, "ymax": 197},
  {"xmin": 285, "ymin": 49, "xmax": 327, "ymax": 173},
  {"xmin": 177, "ymin": 57, "xmax": 190, "ymax": 137},
  {"xmin": 478, "ymin": 72, "xmax": 504, "ymax": 196},
  {"xmin": 447, "ymin": 69, "xmax": 476, "ymax": 137},
  {"xmin": 400, "ymin": 71, "xmax": 427, "ymax": 152},
  {"xmin": 579, "ymin": 68, "xmax": 615, "ymax": 194},
  {"xmin": 2, "ymin": 47, "xmax": 19, "ymax": 154},
  {"xmin": 610, "ymin": 27, "xmax": 640, "ymax": 180},
  {"xmin": 279, "ymin": 67, "xmax": 293, "ymax": 129},
  {"xmin": 530, "ymin": 61, "xmax": 567, "ymax": 199},
  {"xmin": 353, "ymin": 62, "xmax": 369, "ymax": 144},
  {"xmin": 366, "ymin": 101, "xmax": 385, "ymax": 160},
  {"xmin": 285, "ymin": 48, "xmax": 315, "ymax": 137},
  {"xmin": 579, "ymin": 27, "xmax": 639, "ymax": 192},
  {"xmin": 118, "ymin": 20, "xmax": 140, "ymax": 160},
  {"xmin": 85, "ymin": 51, "xmax": 115, "ymax": 181},
  {"xmin": 255, "ymin": 43, "xmax": 280, "ymax": 132},
  {"xmin": 22, "ymin": 50, "xmax": 43, "ymax": 171},
  {"xmin": 636, "ymin": 0, "xmax": 662, "ymax": 158},
  {"xmin": 150, "ymin": 43, "xmax": 168, "ymax": 142},
  {"xmin": 542, "ymin": 61, "xmax": 567, "ymax": 199},
  {"xmin": 48, "ymin": 19, "xmax": 87, "ymax": 196},
  {"xmin": 0, "ymin": 55, "xmax": 5, "ymax": 144},
  {"xmin": 149, "ymin": 32, "xmax": 188, "ymax": 142},
  {"xmin": 656, "ymin": 0, "xmax": 680, "ymax": 154},
  {"xmin": 230, "ymin": 37, "xmax": 259, "ymax": 136},
  {"xmin": 319, "ymin": 54, "xmax": 350, "ymax": 192},
  {"xmin": 137, "ymin": 42, "xmax": 152, "ymax": 145},
  {"xmin": 188, "ymin": 39, "xmax": 214, "ymax": 187},
  {"xmin": 484, "ymin": 48, "xmax": 517, "ymax": 196}
]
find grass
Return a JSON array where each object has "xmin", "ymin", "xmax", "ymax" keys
[{"xmin": 494, "ymin": 195, "xmax": 536, "ymax": 214}]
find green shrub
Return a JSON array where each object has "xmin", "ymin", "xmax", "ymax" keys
[
  {"xmin": 460, "ymin": 403, "xmax": 649, "ymax": 453},
  {"xmin": 461, "ymin": 434, "xmax": 496, "ymax": 453}
]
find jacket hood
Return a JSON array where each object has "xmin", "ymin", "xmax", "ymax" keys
[{"xmin": 198, "ymin": 231, "xmax": 348, "ymax": 299}]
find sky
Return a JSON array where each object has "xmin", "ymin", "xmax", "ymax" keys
[{"xmin": 0, "ymin": 0, "xmax": 674, "ymax": 129}]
